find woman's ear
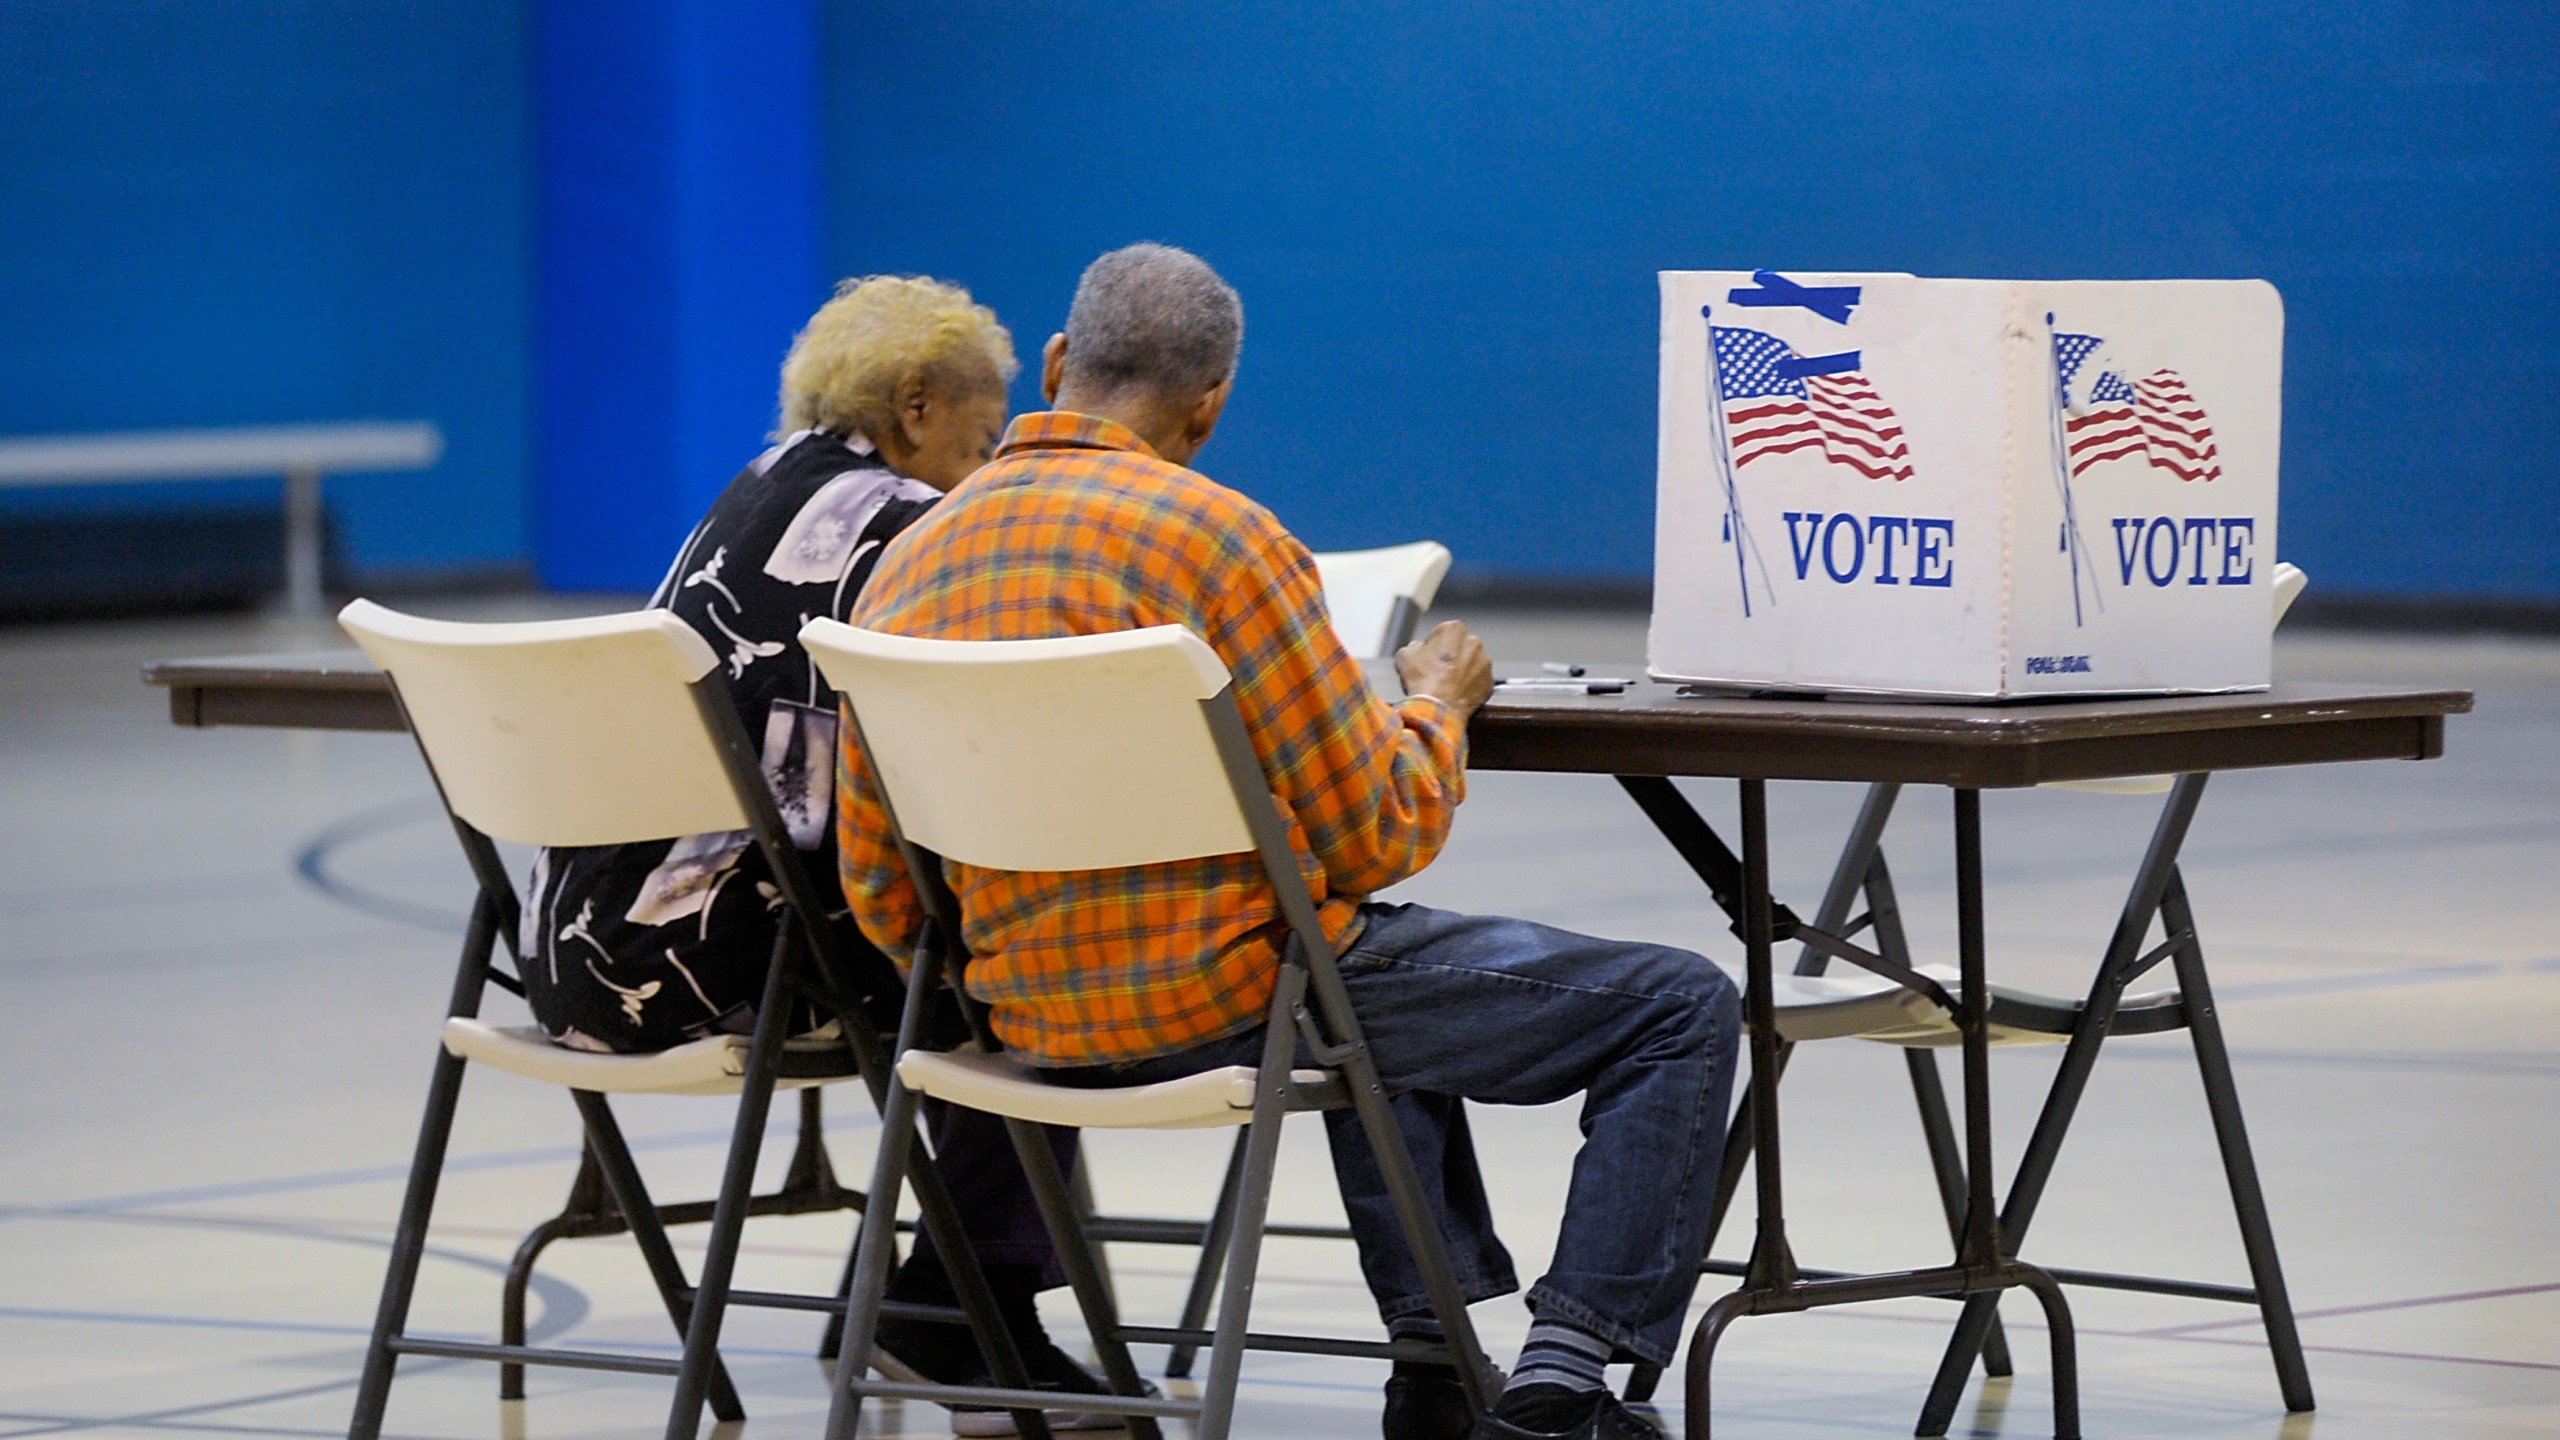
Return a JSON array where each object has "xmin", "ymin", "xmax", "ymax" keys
[{"xmin": 895, "ymin": 373, "xmax": 934, "ymax": 448}]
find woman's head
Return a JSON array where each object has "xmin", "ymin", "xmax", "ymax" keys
[{"xmin": 777, "ymin": 275, "xmax": 1018, "ymax": 490}]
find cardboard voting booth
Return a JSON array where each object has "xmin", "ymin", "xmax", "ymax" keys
[{"xmin": 1648, "ymin": 271, "xmax": 2283, "ymax": 700}]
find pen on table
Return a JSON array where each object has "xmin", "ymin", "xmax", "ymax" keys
[
  {"xmin": 1541, "ymin": 662, "xmax": 1586, "ymax": 677},
  {"xmin": 1496, "ymin": 676, "xmax": 1629, "ymax": 695}
]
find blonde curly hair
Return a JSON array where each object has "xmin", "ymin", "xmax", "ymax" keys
[{"xmin": 775, "ymin": 275, "xmax": 1018, "ymax": 441}]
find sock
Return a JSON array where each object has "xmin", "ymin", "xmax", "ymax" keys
[
  {"xmin": 1388, "ymin": 1313, "xmax": 1452, "ymax": 1377},
  {"xmin": 1504, "ymin": 1318, "xmax": 1611, "ymax": 1395}
]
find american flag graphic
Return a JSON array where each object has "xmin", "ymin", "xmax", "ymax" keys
[
  {"xmin": 1711, "ymin": 325, "xmax": 1914, "ymax": 481},
  {"xmin": 2052, "ymin": 332, "xmax": 2221, "ymax": 482}
]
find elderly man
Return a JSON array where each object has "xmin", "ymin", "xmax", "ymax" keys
[{"xmin": 839, "ymin": 244, "xmax": 1740, "ymax": 1440}]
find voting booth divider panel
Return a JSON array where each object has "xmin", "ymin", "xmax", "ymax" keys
[{"xmin": 1650, "ymin": 270, "xmax": 2283, "ymax": 700}]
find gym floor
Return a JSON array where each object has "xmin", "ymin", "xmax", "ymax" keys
[{"xmin": 3, "ymin": 602, "xmax": 2554, "ymax": 1438}]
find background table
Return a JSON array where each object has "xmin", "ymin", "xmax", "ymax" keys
[{"xmin": 4, "ymin": 424, "xmax": 443, "ymax": 618}]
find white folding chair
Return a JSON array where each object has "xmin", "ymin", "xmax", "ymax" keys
[
  {"xmin": 1313, "ymin": 540, "xmax": 1454, "ymax": 657},
  {"xmin": 1627, "ymin": 562, "xmax": 2321, "ymax": 1416},
  {"xmin": 802, "ymin": 620, "xmax": 1502, "ymax": 1440},
  {"xmin": 336, "ymin": 600, "xmax": 1060, "ymax": 1440}
]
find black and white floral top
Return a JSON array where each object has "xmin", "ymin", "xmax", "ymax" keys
[{"xmin": 519, "ymin": 430, "xmax": 939, "ymax": 1052}]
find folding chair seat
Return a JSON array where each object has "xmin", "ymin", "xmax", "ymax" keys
[
  {"xmin": 1724, "ymin": 961, "xmax": 2192, "ymax": 1048},
  {"xmin": 802, "ymin": 619, "xmax": 1502, "ymax": 1440},
  {"xmin": 903, "ymin": 1049, "xmax": 1350, "ymax": 1129},
  {"xmin": 336, "ymin": 600, "xmax": 1064, "ymax": 1440},
  {"xmin": 439, "ymin": 1020, "xmax": 862, "ymax": 1095},
  {"xmin": 1627, "ymin": 562, "xmax": 2320, "ymax": 1416}
]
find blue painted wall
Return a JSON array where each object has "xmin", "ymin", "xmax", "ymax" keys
[
  {"xmin": 0, "ymin": 0, "xmax": 534, "ymax": 577},
  {"xmin": 534, "ymin": 0, "xmax": 823, "ymax": 592},
  {"xmin": 826, "ymin": 1, "xmax": 2559, "ymax": 597},
  {"xmin": 4, "ymin": 4, "xmax": 2551, "ymax": 599}
]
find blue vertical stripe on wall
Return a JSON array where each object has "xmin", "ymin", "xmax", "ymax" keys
[
  {"xmin": 0, "ymin": 0, "xmax": 534, "ymax": 576},
  {"xmin": 824, "ymin": 0, "xmax": 2558, "ymax": 598},
  {"xmin": 534, "ymin": 0, "xmax": 824, "ymax": 592}
]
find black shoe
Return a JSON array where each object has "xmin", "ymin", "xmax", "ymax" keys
[
  {"xmin": 869, "ymin": 1258, "xmax": 1152, "ymax": 1436},
  {"xmin": 871, "ymin": 1258, "xmax": 988, "ymax": 1386},
  {"xmin": 1470, "ymin": 1384, "xmax": 1666, "ymax": 1439},
  {"xmin": 1383, "ymin": 1361, "xmax": 1476, "ymax": 1440},
  {"xmin": 872, "ymin": 1310, "xmax": 986, "ymax": 1387},
  {"xmin": 949, "ymin": 1337, "xmax": 1157, "ymax": 1436}
]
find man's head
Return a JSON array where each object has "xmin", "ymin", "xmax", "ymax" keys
[{"xmin": 1043, "ymin": 244, "xmax": 1242, "ymax": 467}]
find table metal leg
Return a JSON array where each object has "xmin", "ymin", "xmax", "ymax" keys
[
  {"xmin": 1737, "ymin": 779, "xmax": 1802, "ymax": 1290},
  {"xmin": 1627, "ymin": 778, "xmax": 2076, "ymax": 1440},
  {"xmin": 282, "ymin": 463, "xmax": 326, "ymax": 620},
  {"xmin": 1913, "ymin": 776, "xmax": 2211, "ymax": 1435}
]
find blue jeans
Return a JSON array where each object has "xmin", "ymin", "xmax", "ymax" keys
[{"xmin": 1049, "ymin": 902, "xmax": 1741, "ymax": 1365}]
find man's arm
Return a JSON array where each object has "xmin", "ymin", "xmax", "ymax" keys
[
  {"xmin": 834, "ymin": 700, "xmax": 927, "ymax": 967},
  {"xmin": 1201, "ymin": 520, "xmax": 1490, "ymax": 899}
]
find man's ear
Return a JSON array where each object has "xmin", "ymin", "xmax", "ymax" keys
[
  {"xmin": 1184, "ymin": 377, "xmax": 1233, "ymax": 452},
  {"xmin": 1042, "ymin": 333, "xmax": 1068, "ymax": 405}
]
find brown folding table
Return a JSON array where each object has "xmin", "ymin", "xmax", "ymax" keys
[{"xmin": 146, "ymin": 650, "xmax": 2469, "ymax": 1438}]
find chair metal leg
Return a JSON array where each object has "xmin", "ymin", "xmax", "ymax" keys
[
  {"xmin": 2161, "ymin": 872, "xmax": 2315, "ymax": 1413},
  {"xmin": 827, "ymin": 944, "xmax": 1054, "ymax": 1440},
  {"xmin": 662, "ymin": 937, "xmax": 797, "ymax": 1440},
  {"xmin": 349, "ymin": 1043, "xmax": 470, "ymax": 1440},
  {"xmin": 826, "ymin": 1068, "xmax": 925, "ymax": 1440},
  {"xmin": 1165, "ymin": 1128, "xmax": 1251, "ymax": 1379},
  {"xmin": 1798, "ymin": 782, "xmax": 1902, "ymax": 975},
  {"xmin": 1192, "ymin": 1006, "xmax": 1304, "ymax": 1440},
  {"xmin": 818, "ymin": 1224, "xmax": 864, "ymax": 1364},
  {"xmin": 904, "ymin": 1132, "xmax": 1058, "ymax": 1440},
  {"xmin": 1068, "ymin": 1153, "xmax": 1126, "ymax": 1325},
  {"xmin": 571, "ymin": 1091, "xmax": 746, "ymax": 1424},
  {"xmin": 1004, "ymin": 1113, "xmax": 1166, "ymax": 1440},
  {"xmin": 498, "ymin": 1151, "xmax": 607, "ymax": 1401},
  {"xmin": 349, "ymin": 895, "xmax": 497, "ymax": 1440}
]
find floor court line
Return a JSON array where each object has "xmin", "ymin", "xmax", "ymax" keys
[
  {"xmin": 7, "ymin": 1106, "xmax": 882, "ymax": 1220},
  {"xmin": 2104, "ymin": 1044, "xmax": 2560, "ymax": 1079},
  {"xmin": 2127, "ymin": 1280, "xmax": 2560, "ymax": 1339}
]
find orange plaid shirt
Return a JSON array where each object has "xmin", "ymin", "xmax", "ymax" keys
[{"xmin": 835, "ymin": 411, "xmax": 1467, "ymax": 1065}]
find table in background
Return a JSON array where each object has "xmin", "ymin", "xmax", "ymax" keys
[{"xmin": 3, "ymin": 423, "xmax": 442, "ymax": 618}]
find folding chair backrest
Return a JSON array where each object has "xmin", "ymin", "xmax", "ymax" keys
[
  {"xmin": 2271, "ymin": 561, "xmax": 2307, "ymax": 629},
  {"xmin": 1313, "ymin": 541, "xmax": 1452, "ymax": 659},
  {"xmin": 798, "ymin": 621, "xmax": 1257, "ymax": 874},
  {"xmin": 339, "ymin": 599, "xmax": 750, "ymax": 848}
]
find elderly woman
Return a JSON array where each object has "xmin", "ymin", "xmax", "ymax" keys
[
  {"xmin": 519, "ymin": 277, "xmax": 1116, "ymax": 1433},
  {"xmin": 521, "ymin": 274, "xmax": 1011, "ymax": 1053}
]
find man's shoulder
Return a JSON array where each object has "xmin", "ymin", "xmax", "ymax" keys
[{"xmin": 994, "ymin": 446, "xmax": 1283, "ymax": 545}]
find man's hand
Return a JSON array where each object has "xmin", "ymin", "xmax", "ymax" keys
[{"xmin": 1394, "ymin": 619, "xmax": 1495, "ymax": 719}]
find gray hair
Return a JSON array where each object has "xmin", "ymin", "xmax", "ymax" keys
[{"xmin": 1061, "ymin": 243, "xmax": 1243, "ymax": 401}]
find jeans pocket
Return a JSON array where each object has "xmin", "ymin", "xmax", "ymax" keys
[{"xmin": 1332, "ymin": 949, "xmax": 1396, "ymax": 977}]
